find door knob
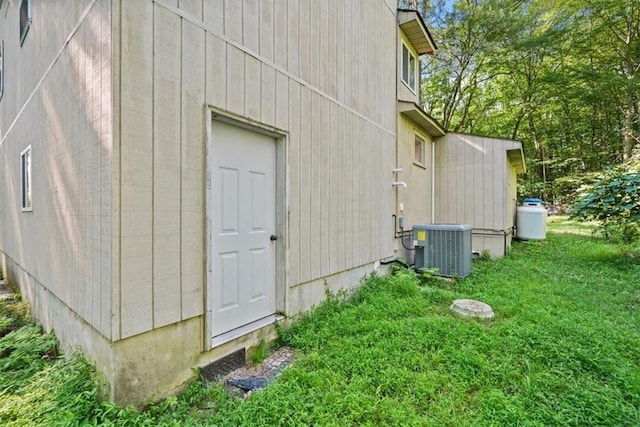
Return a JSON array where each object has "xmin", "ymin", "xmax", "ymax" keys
[{"xmin": 270, "ymin": 235, "xmax": 278, "ymax": 241}]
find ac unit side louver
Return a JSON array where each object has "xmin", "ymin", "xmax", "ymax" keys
[{"xmin": 412, "ymin": 224, "xmax": 472, "ymax": 278}]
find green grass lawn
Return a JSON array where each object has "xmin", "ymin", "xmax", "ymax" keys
[{"xmin": 1, "ymin": 217, "xmax": 639, "ymax": 426}]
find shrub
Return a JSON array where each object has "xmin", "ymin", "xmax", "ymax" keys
[{"xmin": 571, "ymin": 169, "xmax": 640, "ymax": 243}]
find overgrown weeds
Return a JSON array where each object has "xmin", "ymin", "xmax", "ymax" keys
[
  {"xmin": 1, "ymin": 217, "xmax": 639, "ymax": 425},
  {"xmin": 249, "ymin": 339, "xmax": 270, "ymax": 365},
  {"xmin": 0, "ymin": 297, "xmax": 30, "ymax": 338}
]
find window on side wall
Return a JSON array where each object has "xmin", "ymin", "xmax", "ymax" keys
[
  {"xmin": 402, "ymin": 43, "xmax": 417, "ymax": 92},
  {"xmin": 414, "ymin": 135, "xmax": 425, "ymax": 167},
  {"xmin": 19, "ymin": 0, "xmax": 31, "ymax": 46},
  {"xmin": 21, "ymin": 146, "xmax": 32, "ymax": 211}
]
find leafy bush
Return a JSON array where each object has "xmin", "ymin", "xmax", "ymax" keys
[{"xmin": 571, "ymin": 170, "xmax": 640, "ymax": 242}]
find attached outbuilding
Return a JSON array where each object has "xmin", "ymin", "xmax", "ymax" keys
[{"xmin": 434, "ymin": 133, "xmax": 526, "ymax": 258}]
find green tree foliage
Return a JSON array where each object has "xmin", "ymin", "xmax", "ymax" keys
[
  {"xmin": 413, "ymin": 0, "xmax": 640, "ymax": 204},
  {"xmin": 571, "ymin": 170, "xmax": 640, "ymax": 242}
]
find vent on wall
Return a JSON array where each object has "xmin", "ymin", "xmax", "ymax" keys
[
  {"xmin": 200, "ymin": 348, "xmax": 246, "ymax": 383},
  {"xmin": 412, "ymin": 224, "xmax": 472, "ymax": 278}
]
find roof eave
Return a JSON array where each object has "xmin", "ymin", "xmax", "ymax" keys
[
  {"xmin": 507, "ymin": 147, "xmax": 527, "ymax": 174},
  {"xmin": 398, "ymin": 101, "xmax": 446, "ymax": 137},
  {"xmin": 397, "ymin": 9, "xmax": 437, "ymax": 56}
]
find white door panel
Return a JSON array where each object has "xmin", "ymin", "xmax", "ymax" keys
[{"xmin": 211, "ymin": 121, "xmax": 277, "ymax": 337}]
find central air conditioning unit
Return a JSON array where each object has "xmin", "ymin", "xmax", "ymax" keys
[{"xmin": 412, "ymin": 224, "xmax": 472, "ymax": 278}]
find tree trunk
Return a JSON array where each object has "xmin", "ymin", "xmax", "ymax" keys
[
  {"xmin": 623, "ymin": 86, "xmax": 635, "ymax": 161},
  {"xmin": 528, "ymin": 111, "xmax": 546, "ymax": 198}
]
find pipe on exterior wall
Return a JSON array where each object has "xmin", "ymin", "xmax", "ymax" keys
[
  {"xmin": 431, "ymin": 138, "xmax": 436, "ymax": 223},
  {"xmin": 394, "ymin": 9, "xmax": 400, "ymax": 233}
]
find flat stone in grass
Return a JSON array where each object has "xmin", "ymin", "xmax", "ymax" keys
[{"xmin": 450, "ymin": 299, "xmax": 494, "ymax": 320}]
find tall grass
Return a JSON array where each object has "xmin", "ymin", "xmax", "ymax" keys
[{"xmin": 1, "ymin": 218, "xmax": 639, "ymax": 425}]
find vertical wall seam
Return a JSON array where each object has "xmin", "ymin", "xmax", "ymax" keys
[
  {"xmin": 203, "ymin": 25, "xmax": 207, "ymax": 117},
  {"xmin": 117, "ymin": 0, "xmax": 123, "ymax": 341},
  {"xmin": 257, "ymin": 0, "xmax": 261, "ymax": 56},
  {"xmin": 202, "ymin": 16, "xmax": 208, "ymax": 332},
  {"xmin": 285, "ymin": 0, "xmax": 289, "ymax": 73},
  {"xmin": 201, "ymin": 0, "xmax": 207, "ymax": 347},
  {"xmin": 151, "ymin": 2, "xmax": 156, "ymax": 328},
  {"xmin": 179, "ymin": 17, "xmax": 184, "ymax": 319},
  {"xmin": 99, "ymin": 3, "xmax": 104, "ymax": 334}
]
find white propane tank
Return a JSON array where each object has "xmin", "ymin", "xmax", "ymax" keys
[{"xmin": 517, "ymin": 198, "xmax": 547, "ymax": 240}]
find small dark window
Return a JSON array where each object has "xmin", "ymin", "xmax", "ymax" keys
[{"xmin": 19, "ymin": 0, "xmax": 31, "ymax": 46}]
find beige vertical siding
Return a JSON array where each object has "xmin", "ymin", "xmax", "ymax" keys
[
  {"xmin": 117, "ymin": 0, "xmax": 209, "ymax": 338},
  {"xmin": 287, "ymin": 81, "xmax": 301, "ymax": 286},
  {"xmin": 0, "ymin": 0, "xmax": 112, "ymax": 337},
  {"xmin": 0, "ymin": 0, "xmax": 409, "ymax": 404},
  {"xmin": 205, "ymin": 34, "xmax": 226, "ymax": 106},
  {"xmin": 152, "ymin": 5, "xmax": 182, "ymax": 328},
  {"xmin": 434, "ymin": 133, "xmax": 523, "ymax": 257},
  {"xmin": 179, "ymin": 0, "xmax": 202, "ymax": 19},
  {"xmin": 397, "ymin": 116, "xmax": 434, "ymax": 228},
  {"xmin": 119, "ymin": 0, "xmax": 154, "ymax": 338},
  {"xmin": 298, "ymin": 86, "xmax": 312, "ymax": 284},
  {"xmin": 0, "ymin": 2, "xmax": 99, "ymax": 127},
  {"xmin": 180, "ymin": 20, "xmax": 206, "ymax": 321},
  {"xmin": 113, "ymin": 0, "xmax": 397, "ymax": 337}
]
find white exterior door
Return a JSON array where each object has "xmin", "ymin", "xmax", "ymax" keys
[{"xmin": 210, "ymin": 120, "xmax": 277, "ymax": 338}]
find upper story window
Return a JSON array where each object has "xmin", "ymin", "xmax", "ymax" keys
[
  {"xmin": 20, "ymin": 0, "xmax": 31, "ymax": 46},
  {"xmin": 402, "ymin": 42, "xmax": 417, "ymax": 93},
  {"xmin": 21, "ymin": 146, "xmax": 32, "ymax": 211}
]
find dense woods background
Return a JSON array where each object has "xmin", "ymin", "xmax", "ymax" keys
[{"xmin": 401, "ymin": 0, "xmax": 640, "ymax": 204}]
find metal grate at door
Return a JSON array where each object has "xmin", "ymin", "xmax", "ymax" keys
[{"xmin": 200, "ymin": 348, "xmax": 246, "ymax": 383}]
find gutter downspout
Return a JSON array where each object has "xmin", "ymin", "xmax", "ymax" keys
[{"xmin": 431, "ymin": 138, "xmax": 436, "ymax": 223}]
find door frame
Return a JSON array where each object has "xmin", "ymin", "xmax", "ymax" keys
[{"xmin": 205, "ymin": 108, "xmax": 287, "ymax": 349}]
